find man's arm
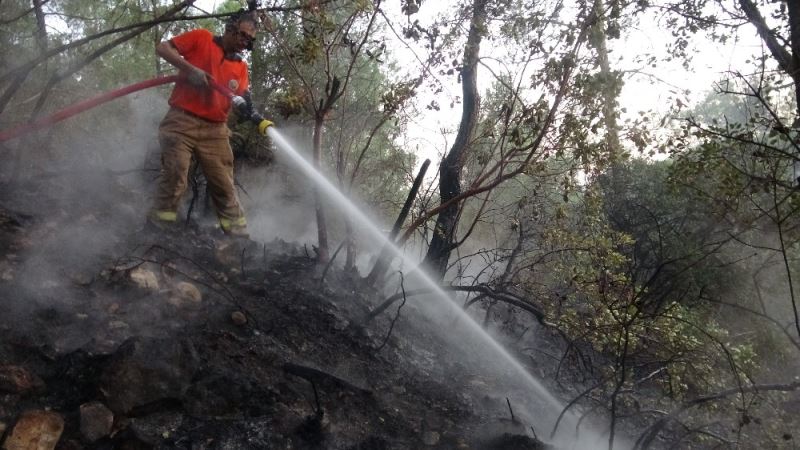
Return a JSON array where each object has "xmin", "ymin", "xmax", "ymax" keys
[{"xmin": 156, "ymin": 40, "xmax": 211, "ymax": 87}]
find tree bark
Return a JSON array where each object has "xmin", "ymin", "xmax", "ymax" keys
[
  {"xmin": 423, "ymin": 0, "xmax": 488, "ymax": 280},
  {"xmin": 313, "ymin": 114, "xmax": 330, "ymax": 262},
  {"xmin": 592, "ymin": 0, "xmax": 620, "ymax": 158},
  {"xmin": 33, "ymin": 0, "xmax": 47, "ymax": 53},
  {"xmin": 366, "ymin": 159, "xmax": 431, "ymax": 285},
  {"xmin": 788, "ymin": 0, "xmax": 800, "ymax": 123},
  {"xmin": 739, "ymin": 0, "xmax": 800, "ymax": 123},
  {"xmin": 151, "ymin": 0, "xmax": 163, "ymax": 75}
]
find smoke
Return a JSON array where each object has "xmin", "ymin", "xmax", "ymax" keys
[
  {"xmin": 715, "ymin": 229, "xmax": 800, "ymax": 379},
  {"xmin": 2, "ymin": 91, "xmax": 167, "ymax": 327},
  {"xmin": 234, "ymin": 124, "xmax": 319, "ymax": 244},
  {"xmin": 241, "ymin": 126, "xmax": 401, "ymax": 269}
]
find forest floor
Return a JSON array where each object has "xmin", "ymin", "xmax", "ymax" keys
[{"xmin": 0, "ymin": 170, "xmax": 558, "ymax": 449}]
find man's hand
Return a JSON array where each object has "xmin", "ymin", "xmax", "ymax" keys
[
  {"xmin": 231, "ymin": 96, "xmax": 247, "ymax": 112},
  {"xmin": 258, "ymin": 119, "xmax": 274, "ymax": 136},
  {"xmin": 186, "ymin": 67, "xmax": 211, "ymax": 88}
]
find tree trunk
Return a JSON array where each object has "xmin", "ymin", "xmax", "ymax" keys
[
  {"xmin": 344, "ymin": 218, "xmax": 356, "ymax": 270},
  {"xmin": 782, "ymin": 1, "xmax": 800, "ymax": 184},
  {"xmin": 366, "ymin": 159, "xmax": 431, "ymax": 285},
  {"xmin": 593, "ymin": 0, "xmax": 620, "ymax": 158},
  {"xmin": 423, "ymin": 0, "xmax": 488, "ymax": 280},
  {"xmin": 151, "ymin": 0, "xmax": 162, "ymax": 75},
  {"xmin": 739, "ymin": 0, "xmax": 800, "ymax": 123},
  {"xmin": 788, "ymin": 0, "xmax": 800, "ymax": 124},
  {"xmin": 33, "ymin": 0, "xmax": 47, "ymax": 53},
  {"xmin": 313, "ymin": 115, "xmax": 330, "ymax": 262},
  {"xmin": 334, "ymin": 140, "xmax": 356, "ymax": 271}
]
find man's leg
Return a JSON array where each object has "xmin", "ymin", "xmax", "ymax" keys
[
  {"xmin": 195, "ymin": 126, "xmax": 248, "ymax": 237},
  {"xmin": 152, "ymin": 109, "xmax": 195, "ymax": 226}
]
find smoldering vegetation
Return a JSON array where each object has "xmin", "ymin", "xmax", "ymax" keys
[{"xmin": 2, "ymin": 0, "xmax": 800, "ymax": 448}]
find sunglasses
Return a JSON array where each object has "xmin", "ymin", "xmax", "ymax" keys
[{"xmin": 235, "ymin": 29, "xmax": 256, "ymax": 46}]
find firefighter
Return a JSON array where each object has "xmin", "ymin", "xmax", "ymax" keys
[{"xmin": 149, "ymin": 10, "xmax": 272, "ymax": 238}]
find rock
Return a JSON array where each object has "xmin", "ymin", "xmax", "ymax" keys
[
  {"xmin": 79, "ymin": 402, "xmax": 113, "ymax": 443},
  {"xmin": 108, "ymin": 321, "xmax": 129, "ymax": 330},
  {"xmin": 0, "ymin": 421, "xmax": 6, "ymax": 435},
  {"xmin": 167, "ymin": 281, "xmax": 203, "ymax": 309},
  {"xmin": 3, "ymin": 410, "xmax": 64, "ymax": 450},
  {"xmin": 129, "ymin": 267, "xmax": 158, "ymax": 290},
  {"xmin": 0, "ymin": 366, "xmax": 44, "ymax": 395},
  {"xmin": 214, "ymin": 241, "xmax": 241, "ymax": 268},
  {"xmin": 231, "ymin": 311, "xmax": 247, "ymax": 326},
  {"xmin": 174, "ymin": 282, "xmax": 202, "ymax": 304},
  {"xmin": 422, "ymin": 431, "xmax": 440, "ymax": 446},
  {"xmin": 99, "ymin": 337, "xmax": 199, "ymax": 415}
]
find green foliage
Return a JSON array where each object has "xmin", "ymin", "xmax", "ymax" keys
[{"xmin": 531, "ymin": 174, "xmax": 759, "ymax": 404}]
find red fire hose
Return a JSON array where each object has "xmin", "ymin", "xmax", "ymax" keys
[{"xmin": 0, "ymin": 75, "xmax": 237, "ymax": 143}]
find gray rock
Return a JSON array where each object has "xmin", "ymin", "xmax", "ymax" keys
[
  {"xmin": 129, "ymin": 267, "xmax": 159, "ymax": 290},
  {"xmin": 174, "ymin": 281, "xmax": 202, "ymax": 303},
  {"xmin": 80, "ymin": 401, "xmax": 114, "ymax": 442},
  {"xmin": 99, "ymin": 337, "xmax": 199, "ymax": 414},
  {"xmin": 231, "ymin": 311, "xmax": 247, "ymax": 326}
]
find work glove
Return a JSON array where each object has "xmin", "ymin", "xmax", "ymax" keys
[
  {"xmin": 186, "ymin": 67, "xmax": 211, "ymax": 88},
  {"xmin": 231, "ymin": 96, "xmax": 247, "ymax": 111},
  {"xmin": 257, "ymin": 119, "xmax": 274, "ymax": 136}
]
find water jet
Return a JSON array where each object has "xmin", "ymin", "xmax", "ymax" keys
[{"xmin": 266, "ymin": 128, "xmax": 627, "ymax": 449}]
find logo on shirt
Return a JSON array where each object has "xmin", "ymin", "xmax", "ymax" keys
[{"xmin": 228, "ymin": 80, "xmax": 239, "ymax": 91}]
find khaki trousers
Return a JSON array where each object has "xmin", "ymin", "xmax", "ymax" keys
[{"xmin": 153, "ymin": 108, "xmax": 246, "ymax": 231}]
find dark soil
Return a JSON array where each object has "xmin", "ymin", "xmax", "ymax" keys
[{"xmin": 0, "ymin": 173, "xmax": 554, "ymax": 449}]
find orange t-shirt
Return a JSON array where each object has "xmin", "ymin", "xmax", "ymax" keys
[{"xmin": 168, "ymin": 28, "xmax": 249, "ymax": 123}]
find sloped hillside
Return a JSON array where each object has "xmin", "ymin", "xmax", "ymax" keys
[{"xmin": 0, "ymin": 174, "xmax": 552, "ymax": 449}]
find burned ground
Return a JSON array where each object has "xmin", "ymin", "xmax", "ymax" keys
[{"xmin": 0, "ymin": 174, "xmax": 552, "ymax": 449}]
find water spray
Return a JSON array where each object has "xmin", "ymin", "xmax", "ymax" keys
[{"xmin": 266, "ymin": 128, "xmax": 623, "ymax": 449}]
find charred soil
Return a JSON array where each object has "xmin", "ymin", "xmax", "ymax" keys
[{"xmin": 0, "ymin": 175, "xmax": 551, "ymax": 449}]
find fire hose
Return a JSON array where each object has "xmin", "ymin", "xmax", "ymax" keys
[{"xmin": 0, "ymin": 75, "xmax": 239, "ymax": 143}]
